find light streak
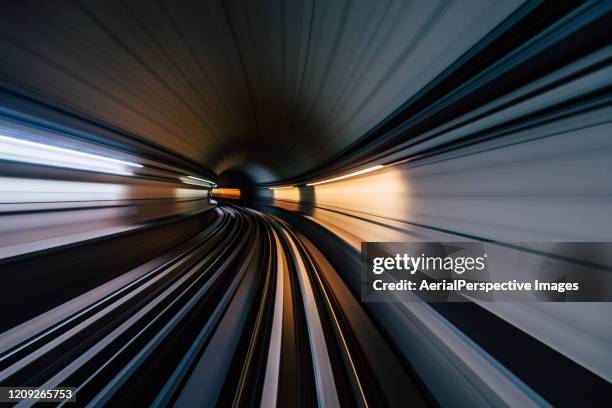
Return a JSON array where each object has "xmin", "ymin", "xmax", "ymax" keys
[
  {"xmin": 306, "ymin": 165, "xmax": 384, "ymax": 186},
  {"xmin": 181, "ymin": 176, "xmax": 216, "ymax": 187},
  {"xmin": 0, "ymin": 134, "xmax": 141, "ymax": 175}
]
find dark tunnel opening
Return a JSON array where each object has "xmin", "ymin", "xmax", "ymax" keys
[{"xmin": 217, "ymin": 168, "xmax": 258, "ymax": 203}]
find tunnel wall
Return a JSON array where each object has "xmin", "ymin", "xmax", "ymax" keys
[
  {"xmin": 257, "ymin": 106, "xmax": 612, "ymax": 384},
  {"xmin": 263, "ymin": 111, "xmax": 612, "ymax": 243}
]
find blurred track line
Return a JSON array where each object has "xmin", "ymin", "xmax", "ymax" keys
[
  {"xmin": 291, "ymin": 228, "xmax": 368, "ymax": 408},
  {"xmin": 259, "ymin": 227, "xmax": 284, "ymax": 408},
  {"xmin": 0, "ymin": 204, "xmax": 432, "ymax": 407},
  {"xmin": 280, "ymin": 223, "xmax": 340, "ymax": 408}
]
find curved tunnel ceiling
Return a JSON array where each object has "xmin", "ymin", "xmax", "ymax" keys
[{"xmin": 0, "ymin": 0, "xmax": 522, "ymax": 183}]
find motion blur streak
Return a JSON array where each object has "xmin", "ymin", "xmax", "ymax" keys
[
  {"xmin": 0, "ymin": 174, "xmax": 210, "ymax": 259},
  {"xmin": 0, "ymin": 1, "xmax": 611, "ymax": 407}
]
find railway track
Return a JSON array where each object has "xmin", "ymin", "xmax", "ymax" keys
[{"xmin": 0, "ymin": 205, "xmax": 429, "ymax": 407}]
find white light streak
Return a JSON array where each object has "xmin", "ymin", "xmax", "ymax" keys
[
  {"xmin": 0, "ymin": 134, "xmax": 142, "ymax": 175},
  {"xmin": 187, "ymin": 175, "xmax": 215, "ymax": 184},
  {"xmin": 181, "ymin": 176, "xmax": 216, "ymax": 187},
  {"xmin": 306, "ymin": 165, "xmax": 384, "ymax": 186}
]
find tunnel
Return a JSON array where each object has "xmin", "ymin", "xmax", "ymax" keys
[{"xmin": 0, "ymin": 1, "xmax": 611, "ymax": 407}]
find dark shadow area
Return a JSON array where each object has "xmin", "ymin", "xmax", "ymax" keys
[
  {"xmin": 218, "ymin": 169, "xmax": 258, "ymax": 203},
  {"xmin": 297, "ymin": 185, "xmax": 316, "ymax": 216}
]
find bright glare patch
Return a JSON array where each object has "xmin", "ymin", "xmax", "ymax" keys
[
  {"xmin": 0, "ymin": 134, "xmax": 142, "ymax": 175},
  {"xmin": 268, "ymin": 186, "xmax": 294, "ymax": 190},
  {"xmin": 306, "ymin": 165, "xmax": 384, "ymax": 186},
  {"xmin": 271, "ymin": 186, "xmax": 300, "ymax": 202},
  {"xmin": 312, "ymin": 166, "xmax": 409, "ymax": 243}
]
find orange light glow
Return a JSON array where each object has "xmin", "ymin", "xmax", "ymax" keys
[
  {"xmin": 272, "ymin": 166, "xmax": 411, "ymax": 247},
  {"xmin": 212, "ymin": 188, "xmax": 241, "ymax": 199}
]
